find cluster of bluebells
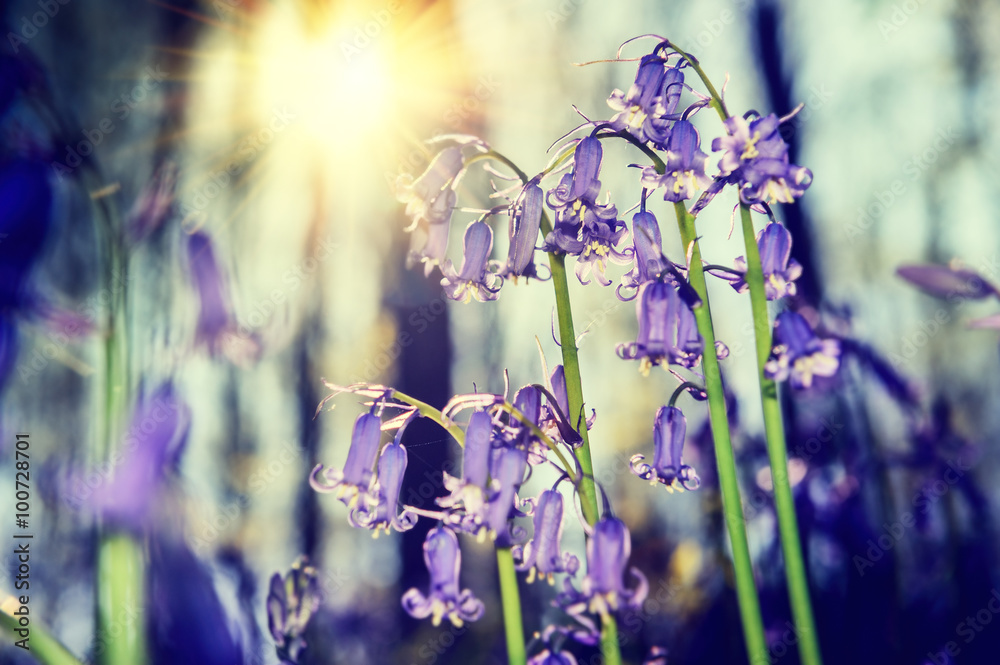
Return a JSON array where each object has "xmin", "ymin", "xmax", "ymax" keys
[{"xmin": 309, "ymin": 35, "xmax": 847, "ymax": 661}]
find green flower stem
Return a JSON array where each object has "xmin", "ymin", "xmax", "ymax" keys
[
  {"xmin": 674, "ymin": 201, "xmax": 770, "ymax": 665},
  {"xmin": 1, "ymin": 600, "xmax": 85, "ymax": 665},
  {"xmin": 738, "ymin": 204, "xmax": 823, "ymax": 665},
  {"xmin": 377, "ymin": 389, "xmax": 528, "ymax": 665},
  {"xmin": 83, "ymin": 167, "xmax": 146, "ymax": 665},
  {"xmin": 496, "ymin": 547, "xmax": 527, "ymax": 665}
]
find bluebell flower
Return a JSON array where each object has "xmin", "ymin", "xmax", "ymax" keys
[
  {"xmin": 618, "ymin": 211, "xmax": 668, "ymax": 300},
  {"xmin": 896, "ymin": 263, "xmax": 999, "ymax": 300},
  {"xmin": 712, "ymin": 113, "xmax": 812, "ymax": 204},
  {"xmin": 540, "ymin": 364, "xmax": 593, "ymax": 440},
  {"xmin": 558, "ymin": 516, "xmax": 647, "ymax": 620},
  {"xmin": 511, "ymin": 384, "xmax": 551, "ymax": 464},
  {"xmin": 641, "ymin": 120, "xmax": 710, "ymax": 203},
  {"xmin": 545, "ymin": 210, "xmax": 631, "ymax": 286},
  {"xmin": 267, "ymin": 557, "xmax": 321, "ymax": 664},
  {"xmin": 406, "ymin": 215, "xmax": 451, "ymax": 277},
  {"xmin": 310, "ymin": 411, "xmax": 381, "ymax": 509},
  {"xmin": 719, "ymin": 223, "xmax": 802, "ymax": 300},
  {"xmin": 529, "ymin": 649, "xmax": 579, "ymax": 665},
  {"xmin": 186, "ymin": 230, "xmax": 243, "ymax": 358},
  {"xmin": 764, "ymin": 311, "xmax": 841, "ymax": 389},
  {"xmin": 402, "ymin": 526, "xmax": 485, "ymax": 627},
  {"xmin": 503, "ymin": 180, "xmax": 545, "ymax": 280},
  {"xmin": 437, "ymin": 409, "xmax": 494, "ymax": 538},
  {"xmin": 353, "ymin": 437, "xmax": 417, "ymax": 536},
  {"xmin": 487, "ymin": 446, "xmax": 528, "ymax": 547},
  {"xmin": 396, "ymin": 146, "xmax": 464, "ymax": 229},
  {"xmin": 617, "ymin": 280, "xmax": 703, "ymax": 372},
  {"xmin": 87, "ymin": 382, "xmax": 190, "ymax": 530},
  {"xmin": 513, "ymin": 489, "xmax": 578, "ymax": 584},
  {"xmin": 440, "ymin": 220, "xmax": 503, "ymax": 302},
  {"xmin": 607, "ymin": 55, "xmax": 682, "ymax": 147},
  {"xmin": 630, "ymin": 406, "xmax": 700, "ymax": 490}
]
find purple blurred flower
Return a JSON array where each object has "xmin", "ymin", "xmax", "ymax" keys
[
  {"xmin": 440, "ymin": 220, "xmax": 503, "ymax": 302},
  {"xmin": 0, "ymin": 158, "xmax": 52, "ymax": 311},
  {"xmin": 513, "ymin": 489, "xmax": 578, "ymax": 583},
  {"xmin": 641, "ymin": 120, "xmax": 710, "ymax": 203},
  {"xmin": 402, "ymin": 526, "xmax": 485, "ymax": 627},
  {"xmin": 764, "ymin": 311, "xmax": 840, "ymax": 389},
  {"xmin": 617, "ymin": 280, "xmax": 703, "ymax": 371},
  {"xmin": 88, "ymin": 382, "xmax": 190, "ymax": 530},
  {"xmin": 503, "ymin": 180, "xmax": 545, "ymax": 280},
  {"xmin": 529, "ymin": 649, "xmax": 579, "ymax": 665},
  {"xmin": 630, "ymin": 406, "xmax": 700, "ymax": 490},
  {"xmin": 406, "ymin": 216, "xmax": 451, "ymax": 277},
  {"xmin": 438, "ymin": 409, "xmax": 494, "ymax": 538},
  {"xmin": 310, "ymin": 411, "xmax": 381, "ymax": 509},
  {"xmin": 719, "ymin": 223, "xmax": 802, "ymax": 300},
  {"xmin": 896, "ymin": 264, "xmax": 999, "ymax": 301},
  {"xmin": 126, "ymin": 162, "xmax": 177, "ymax": 244},
  {"xmin": 267, "ymin": 557, "xmax": 321, "ymax": 664},
  {"xmin": 558, "ymin": 516, "xmax": 647, "ymax": 621},
  {"xmin": 353, "ymin": 437, "xmax": 417, "ymax": 535},
  {"xmin": 618, "ymin": 211, "xmax": 668, "ymax": 300},
  {"xmin": 712, "ymin": 113, "xmax": 812, "ymax": 204},
  {"xmin": 187, "ymin": 230, "xmax": 245, "ymax": 357}
]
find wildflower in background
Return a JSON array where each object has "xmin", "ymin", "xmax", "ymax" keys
[
  {"xmin": 529, "ymin": 649, "xmax": 579, "ymax": 665},
  {"xmin": 630, "ymin": 406, "xmax": 700, "ymax": 490},
  {"xmin": 513, "ymin": 489, "xmax": 578, "ymax": 583},
  {"xmin": 718, "ymin": 223, "xmax": 802, "ymax": 300},
  {"xmin": 402, "ymin": 526, "xmax": 485, "ymax": 627},
  {"xmin": 396, "ymin": 146, "xmax": 464, "ymax": 229},
  {"xmin": 487, "ymin": 446, "xmax": 528, "ymax": 547},
  {"xmin": 187, "ymin": 229, "xmax": 256, "ymax": 361},
  {"xmin": 764, "ymin": 310, "xmax": 840, "ymax": 389},
  {"xmin": 618, "ymin": 210, "xmax": 668, "ymax": 299},
  {"xmin": 558, "ymin": 516, "xmax": 647, "ymax": 621},
  {"xmin": 440, "ymin": 220, "xmax": 503, "ymax": 302},
  {"xmin": 267, "ymin": 557, "xmax": 321, "ymax": 664},
  {"xmin": 617, "ymin": 279, "xmax": 703, "ymax": 372},
  {"xmin": 712, "ymin": 113, "xmax": 812, "ymax": 204},
  {"xmin": 641, "ymin": 120, "xmax": 710, "ymax": 203},
  {"xmin": 503, "ymin": 180, "xmax": 545, "ymax": 280},
  {"xmin": 896, "ymin": 263, "xmax": 999, "ymax": 301},
  {"xmin": 310, "ymin": 411, "xmax": 381, "ymax": 509},
  {"xmin": 438, "ymin": 409, "xmax": 494, "ymax": 537},
  {"xmin": 353, "ymin": 437, "xmax": 417, "ymax": 535},
  {"xmin": 405, "ymin": 216, "xmax": 451, "ymax": 277},
  {"xmin": 88, "ymin": 382, "xmax": 190, "ymax": 530},
  {"xmin": 607, "ymin": 54, "xmax": 682, "ymax": 148},
  {"xmin": 126, "ymin": 161, "xmax": 177, "ymax": 244}
]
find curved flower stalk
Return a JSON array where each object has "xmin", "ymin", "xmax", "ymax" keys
[
  {"xmin": 440, "ymin": 220, "xmax": 504, "ymax": 302},
  {"xmin": 512, "ymin": 488, "xmax": 578, "ymax": 584},
  {"xmin": 266, "ymin": 557, "xmax": 321, "ymax": 664},
  {"xmin": 616, "ymin": 279, "xmax": 703, "ymax": 372},
  {"xmin": 558, "ymin": 516, "xmax": 647, "ymax": 624},
  {"xmin": 309, "ymin": 411, "xmax": 381, "ymax": 509},
  {"xmin": 716, "ymin": 222, "xmax": 802, "ymax": 300},
  {"xmin": 764, "ymin": 311, "xmax": 841, "ymax": 389},
  {"xmin": 402, "ymin": 527, "xmax": 485, "ymax": 628},
  {"xmin": 712, "ymin": 112, "xmax": 812, "ymax": 205},
  {"xmin": 630, "ymin": 405, "xmax": 700, "ymax": 491}
]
